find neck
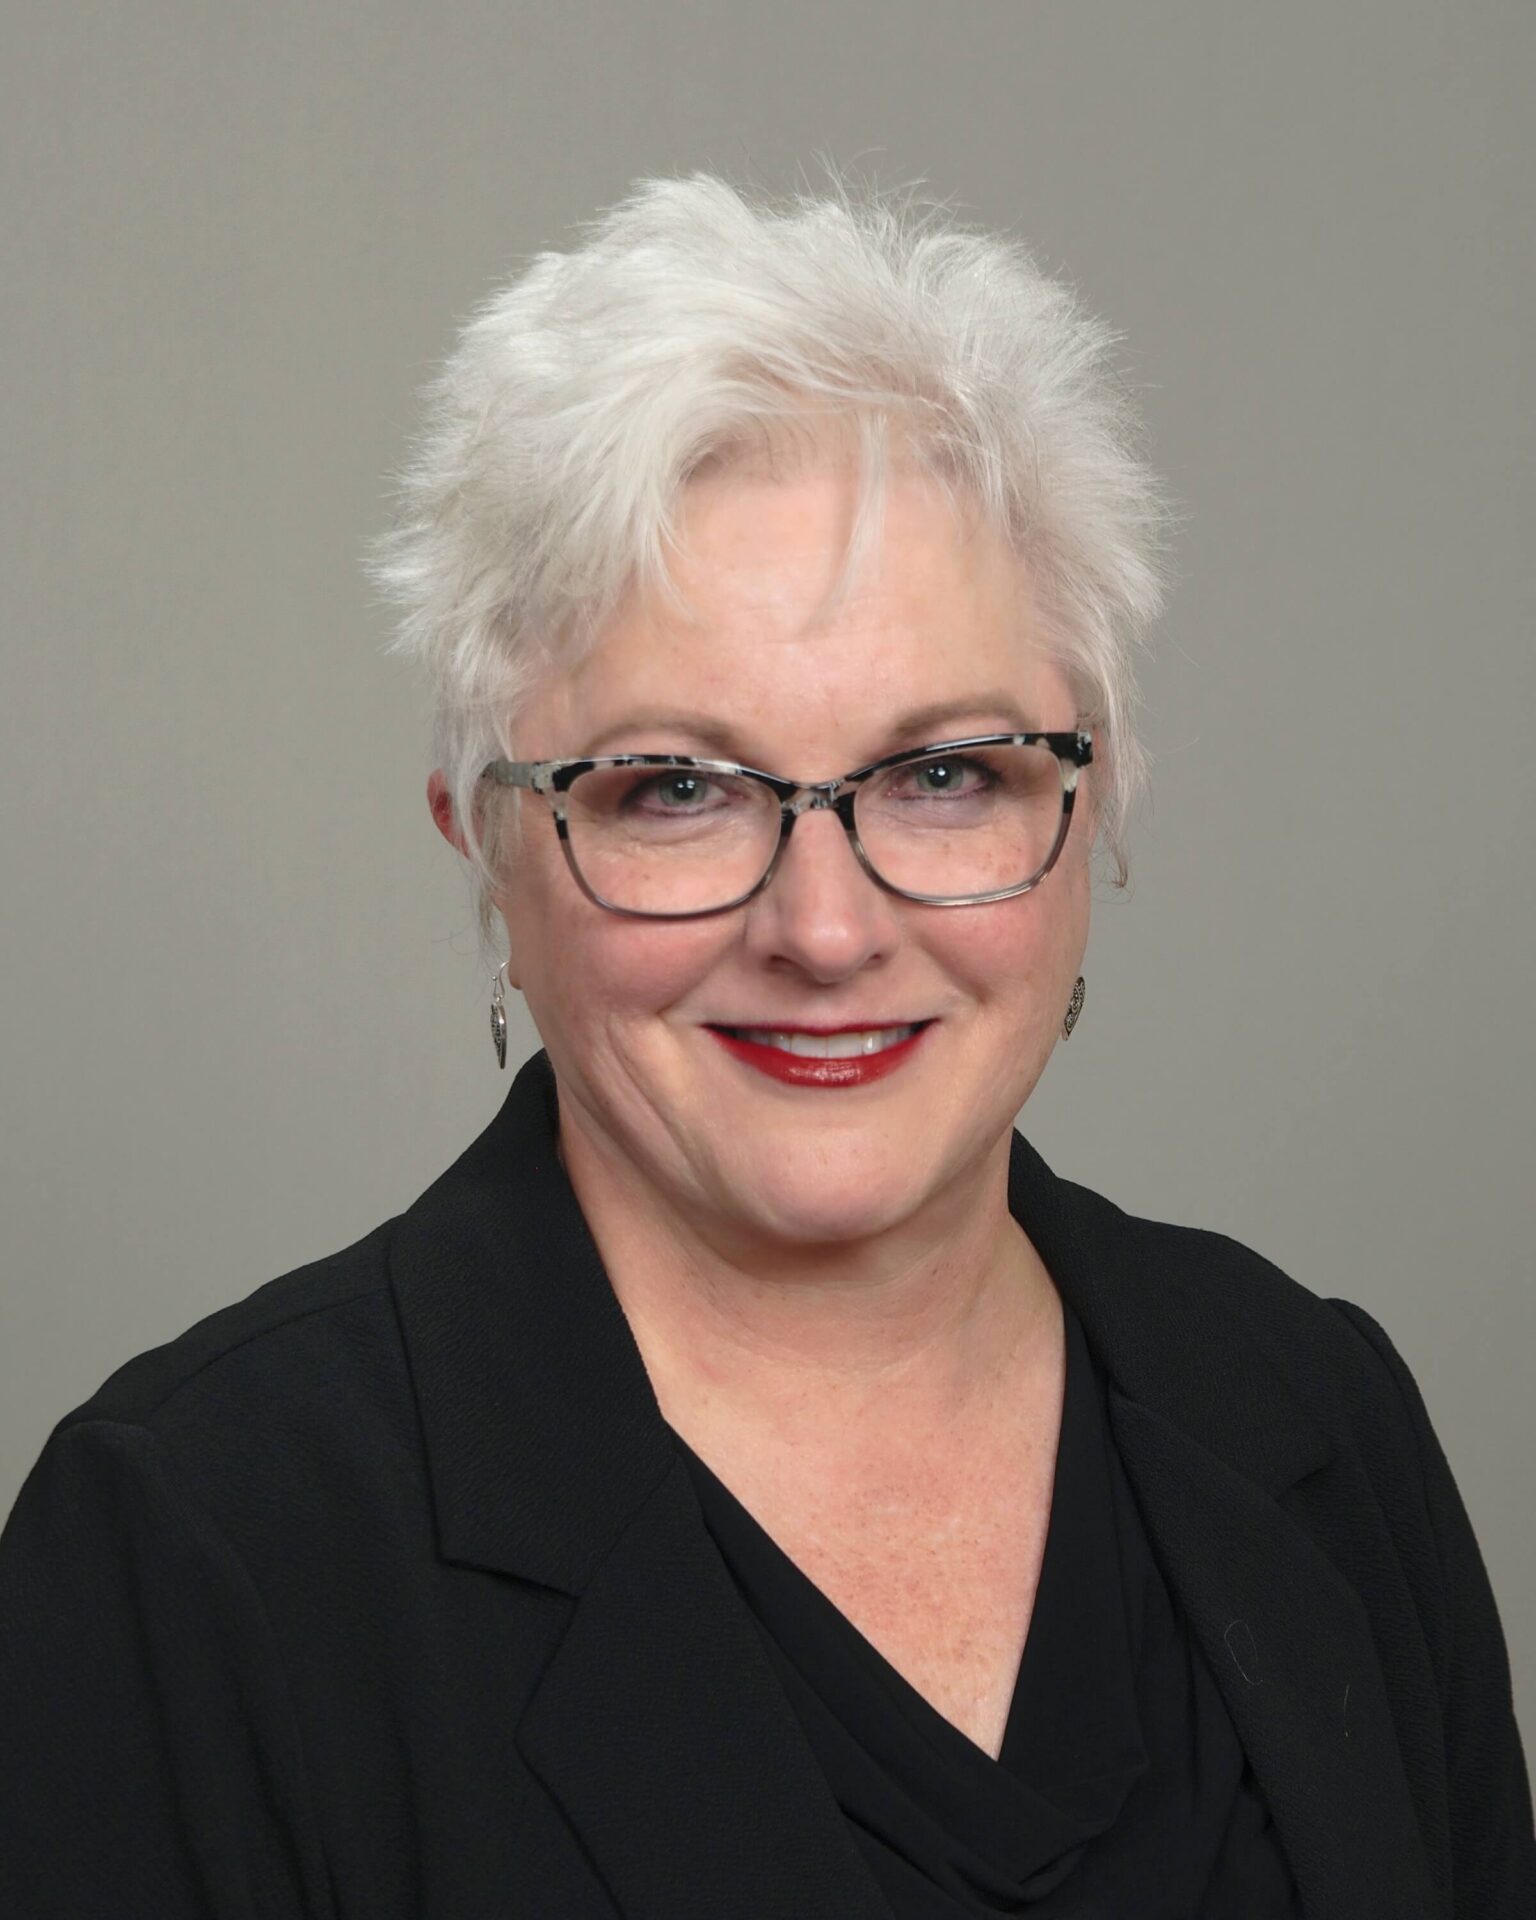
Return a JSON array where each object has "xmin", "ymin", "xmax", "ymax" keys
[{"xmin": 553, "ymin": 1107, "xmax": 1058, "ymax": 1446}]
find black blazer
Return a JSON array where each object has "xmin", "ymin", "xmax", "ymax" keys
[{"xmin": 2, "ymin": 1050, "xmax": 1531, "ymax": 1919}]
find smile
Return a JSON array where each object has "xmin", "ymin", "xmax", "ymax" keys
[
  {"xmin": 721, "ymin": 1025, "xmax": 923, "ymax": 1058},
  {"xmin": 705, "ymin": 1021, "xmax": 936, "ymax": 1087}
]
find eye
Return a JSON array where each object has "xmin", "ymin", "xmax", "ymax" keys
[
  {"xmin": 614, "ymin": 768, "xmax": 756, "ymax": 818},
  {"xmin": 890, "ymin": 755, "xmax": 995, "ymax": 798},
  {"xmin": 636, "ymin": 773, "xmax": 716, "ymax": 810}
]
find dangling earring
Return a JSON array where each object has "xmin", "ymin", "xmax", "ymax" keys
[
  {"xmin": 1061, "ymin": 975, "xmax": 1085, "ymax": 1040},
  {"xmin": 490, "ymin": 962, "xmax": 511, "ymax": 1070}
]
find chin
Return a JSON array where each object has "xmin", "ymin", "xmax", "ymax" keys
[
  {"xmin": 729, "ymin": 1194, "xmax": 912, "ymax": 1250},
  {"xmin": 705, "ymin": 1143, "xmax": 939, "ymax": 1248}
]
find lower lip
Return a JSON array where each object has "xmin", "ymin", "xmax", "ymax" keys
[{"xmin": 706, "ymin": 1024, "xmax": 933, "ymax": 1087}]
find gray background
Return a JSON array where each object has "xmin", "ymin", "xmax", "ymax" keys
[{"xmin": 3, "ymin": 0, "xmax": 1532, "ymax": 1744}]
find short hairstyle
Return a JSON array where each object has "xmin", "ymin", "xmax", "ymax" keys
[{"xmin": 371, "ymin": 172, "xmax": 1172, "ymax": 950}]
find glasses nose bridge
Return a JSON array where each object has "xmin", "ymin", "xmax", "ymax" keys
[
  {"xmin": 758, "ymin": 776, "xmax": 875, "ymax": 910},
  {"xmin": 782, "ymin": 774, "xmax": 858, "ymax": 828}
]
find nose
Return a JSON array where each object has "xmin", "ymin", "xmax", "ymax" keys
[{"xmin": 739, "ymin": 804, "xmax": 901, "ymax": 981}]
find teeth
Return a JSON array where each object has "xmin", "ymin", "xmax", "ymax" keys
[{"xmin": 733, "ymin": 1025, "xmax": 920, "ymax": 1059}]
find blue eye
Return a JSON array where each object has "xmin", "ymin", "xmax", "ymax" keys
[
  {"xmin": 915, "ymin": 763, "xmax": 962, "ymax": 792},
  {"xmin": 650, "ymin": 776, "xmax": 710, "ymax": 808},
  {"xmin": 617, "ymin": 770, "xmax": 754, "ymax": 819},
  {"xmin": 898, "ymin": 757, "xmax": 993, "ymax": 797}
]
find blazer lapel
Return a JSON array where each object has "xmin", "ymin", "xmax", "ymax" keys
[
  {"xmin": 516, "ymin": 1457, "xmax": 893, "ymax": 1920},
  {"xmin": 390, "ymin": 1052, "xmax": 891, "ymax": 1920},
  {"xmin": 1008, "ymin": 1134, "xmax": 1443, "ymax": 1919},
  {"xmin": 1104, "ymin": 1395, "xmax": 1439, "ymax": 1918}
]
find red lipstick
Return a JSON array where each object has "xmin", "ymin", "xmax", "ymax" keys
[{"xmin": 705, "ymin": 1022, "xmax": 933, "ymax": 1088}]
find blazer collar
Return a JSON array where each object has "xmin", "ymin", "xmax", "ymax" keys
[
  {"xmin": 1002, "ymin": 1128, "xmax": 1336, "ymax": 1499},
  {"xmin": 389, "ymin": 1049, "xmax": 675, "ymax": 1593},
  {"xmin": 389, "ymin": 1049, "xmax": 1439, "ymax": 1920}
]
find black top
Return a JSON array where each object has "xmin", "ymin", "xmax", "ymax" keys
[
  {"xmin": 672, "ymin": 1298, "xmax": 1304, "ymax": 1916},
  {"xmin": 2, "ymin": 1052, "xmax": 1531, "ymax": 1916}
]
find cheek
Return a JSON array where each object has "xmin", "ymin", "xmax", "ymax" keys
[
  {"xmin": 580, "ymin": 924, "xmax": 734, "ymax": 1014},
  {"xmin": 507, "ymin": 855, "xmax": 732, "ymax": 1022},
  {"xmin": 925, "ymin": 878, "xmax": 1086, "ymax": 1004}
]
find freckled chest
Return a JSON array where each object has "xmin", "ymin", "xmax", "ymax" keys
[{"xmin": 678, "ymin": 1357, "xmax": 1065, "ymax": 1762}]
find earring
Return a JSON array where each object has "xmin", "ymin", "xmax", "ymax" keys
[
  {"xmin": 1061, "ymin": 975, "xmax": 1085, "ymax": 1040},
  {"xmin": 490, "ymin": 962, "xmax": 510, "ymax": 1070}
]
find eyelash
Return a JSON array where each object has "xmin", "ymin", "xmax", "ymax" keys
[{"xmin": 619, "ymin": 751, "xmax": 1002, "ymax": 809}]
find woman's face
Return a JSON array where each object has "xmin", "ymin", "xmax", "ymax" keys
[{"xmin": 485, "ymin": 460, "xmax": 1093, "ymax": 1253}]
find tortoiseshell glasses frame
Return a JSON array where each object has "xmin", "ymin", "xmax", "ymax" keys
[{"xmin": 478, "ymin": 730, "xmax": 1094, "ymax": 919}]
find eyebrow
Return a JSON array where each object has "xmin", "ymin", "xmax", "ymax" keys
[{"xmin": 574, "ymin": 692, "xmax": 1046, "ymax": 763}]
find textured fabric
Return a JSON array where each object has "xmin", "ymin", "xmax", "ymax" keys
[
  {"xmin": 675, "ymin": 1299, "xmax": 1302, "ymax": 1916},
  {"xmin": 0, "ymin": 1049, "xmax": 1530, "ymax": 1918}
]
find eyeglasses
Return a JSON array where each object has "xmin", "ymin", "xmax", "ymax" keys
[{"xmin": 478, "ymin": 731, "xmax": 1093, "ymax": 919}]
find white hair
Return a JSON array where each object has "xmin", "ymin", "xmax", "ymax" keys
[{"xmin": 371, "ymin": 172, "xmax": 1172, "ymax": 951}]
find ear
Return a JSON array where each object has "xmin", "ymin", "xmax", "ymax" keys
[
  {"xmin": 432, "ymin": 768, "xmax": 529, "ymax": 990},
  {"xmin": 430, "ymin": 770, "xmax": 525, "ymax": 991},
  {"xmin": 426, "ymin": 769, "xmax": 470, "ymax": 857}
]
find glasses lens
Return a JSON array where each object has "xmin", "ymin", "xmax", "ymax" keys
[
  {"xmin": 855, "ymin": 743, "xmax": 1066, "ymax": 900},
  {"xmin": 564, "ymin": 764, "xmax": 781, "ymax": 913}
]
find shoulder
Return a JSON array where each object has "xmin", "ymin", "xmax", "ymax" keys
[
  {"xmin": 1052, "ymin": 1163, "xmax": 1413, "ymax": 1417},
  {"xmin": 31, "ymin": 1217, "xmax": 416, "ymax": 1553},
  {"xmin": 1038, "ymin": 1158, "xmax": 1462, "ymax": 1526},
  {"xmin": 1157, "ymin": 1208, "xmax": 1434, "ymax": 1436},
  {"xmin": 1053, "ymin": 1172, "xmax": 1476, "ymax": 1615},
  {"xmin": 62, "ymin": 1218, "xmax": 399, "ymax": 1430}
]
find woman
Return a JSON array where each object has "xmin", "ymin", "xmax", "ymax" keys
[{"xmin": 2, "ymin": 176, "xmax": 1530, "ymax": 1919}]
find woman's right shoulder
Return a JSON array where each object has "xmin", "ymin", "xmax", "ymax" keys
[
  {"xmin": 0, "ymin": 1216, "xmax": 443, "ymax": 1919},
  {"xmin": 70, "ymin": 1218, "xmax": 402, "ymax": 1433},
  {"xmin": 19, "ymin": 1216, "xmax": 420, "ymax": 1556}
]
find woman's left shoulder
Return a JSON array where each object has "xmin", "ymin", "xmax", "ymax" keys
[
  {"xmin": 1056, "ymin": 1165, "xmax": 1426, "ymax": 1416},
  {"xmin": 1187, "ymin": 1217, "xmax": 1437, "ymax": 1431},
  {"xmin": 1125, "ymin": 1200, "xmax": 1479, "ymax": 1532}
]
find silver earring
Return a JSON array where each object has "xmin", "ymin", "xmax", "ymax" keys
[
  {"xmin": 490, "ymin": 962, "xmax": 510, "ymax": 1070},
  {"xmin": 1062, "ymin": 975, "xmax": 1085, "ymax": 1040}
]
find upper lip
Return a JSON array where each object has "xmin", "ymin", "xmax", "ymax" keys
[{"xmin": 707, "ymin": 1019, "xmax": 935, "ymax": 1034}]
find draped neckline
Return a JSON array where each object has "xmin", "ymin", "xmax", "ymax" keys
[{"xmin": 669, "ymin": 1297, "xmax": 1151, "ymax": 1907}]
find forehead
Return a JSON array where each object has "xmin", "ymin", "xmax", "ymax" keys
[{"xmin": 526, "ymin": 462, "xmax": 1063, "ymax": 754}]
